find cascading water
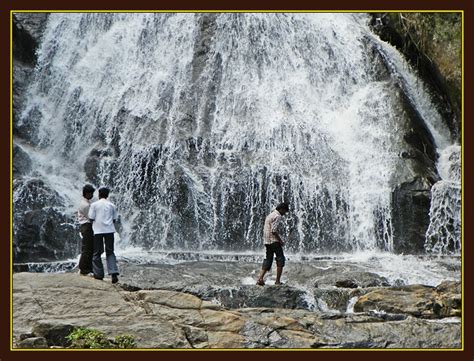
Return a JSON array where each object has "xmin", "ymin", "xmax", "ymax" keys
[
  {"xmin": 425, "ymin": 145, "xmax": 461, "ymax": 254},
  {"xmin": 15, "ymin": 12, "xmax": 461, "ymax": 257}
]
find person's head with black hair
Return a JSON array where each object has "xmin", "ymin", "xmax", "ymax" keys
[
  {"xmin": 82, "ymin": 184, "xmax": 95, "ymax": 200},
  {"xmin": 276, "ymin": 202, "xmax": 289, "ymax": 215},
  {"xmin": 98, "ymin": 187, "xmax": 110, "ymax": 199}
]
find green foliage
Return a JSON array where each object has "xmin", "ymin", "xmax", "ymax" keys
[
  {"xmin": 113, "ymin": 334, "xmax": 137, "ymax": 349},
  {"xmin": 66, "ymin": 327, "xmax": 136, "ymax": 349},
  {"xmin": 382, "ymin": 12, "xmax": 462, "ymax": 126},
  {"xmin": 397, "ymin": 12, "xmax": 461, "ymax": 85}
]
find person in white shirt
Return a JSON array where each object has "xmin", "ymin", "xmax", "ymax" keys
[
  {"xmin": 256, "ymin": 202, "xmax": 289, "ymax": 286},
  {"xmin": 88, "ymin": 187, "xmax": 119, "ymax": 283},
  {"xmin": 77, "ymin": 184, "xmax": 95, "ymax": 275}
]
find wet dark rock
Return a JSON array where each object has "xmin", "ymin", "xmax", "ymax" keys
[
  {"xmin": 14, "ymin": 104, "xmax": 43, "ymax": 145},
  {"xmin": 84, "ymin": 148, "xmax": 101, "ymax": 184},
  {"xmin": 13, "ymin": 178, "xmax": 63, "ymax": 211},
  {"xmin": 32, "ymin": 321, "xmax": 74, "ymax": 347},
  {"xmin": 314, "ymin": 271, "xmax": 390, "ymax": 288},
  {"xmin": 16, "ymin": 337, "xmax": 49, "ymax": 349},
  {"xmin": 13, "ymin": 13, "xmax": 48, "ymax": 65},
  {"xmin": 83, "ymin": 147, "xmax": 115, "ymax": 185},
  {"xmin": 192, "ymin": 13, "xmax": 218, "ymax": 82},
  {"xmin": 13, "ymin": 13, "xmax": 49, "ymax": 50},
  {"xmin": 393, "ymin": 279, "xmax": 407, "ymax": 287},
  {"xmin": 313, "ymin": 288, "xmax": 363, "ymax": 312},
  {"xmin": 13, "ymin": 13, "xmax": 49, "ymax": 140},
  {"xmin": 13, "ymin": 178, "xmax": 79, "ymax": 262},
  {"xmin": 13, "ymin": 144, "xmax": 32, "ymax": 178},
  {"xmin": 12, "ymin": 63, "xmax": 35, "ymax": 134},
  {"xmin": 13, "ymin": 261, "xmax": 77, "ymax": 273},
  {"xmin": 14, "ymin": 207, "xmax": 80, "ymax": 262},
  {"xmin": 368, "ymin": 34, "xmax": 443, "ymax": 255},
  {"xmin": 19, "ymin": 332, "xmax": 35, "ymax": 341},
  {"xmin": 213, "ymin": 285, "xmax": 311, "ymax": 310},
  {"xmin": 391, "ymin": 177, "xmax": 433, "ymax": 254},
  {"xmin": 335, "ymin": 280, "xmax": 358, "ymax": 288}
]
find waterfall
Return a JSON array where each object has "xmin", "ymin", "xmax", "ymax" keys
[
  {"xmin": 425, "ymin": 145, "xmax": 461, "ymax": 254},
  {"xmin": 15, "ymin": 12, "xmax": 461, "ymax": 256}
]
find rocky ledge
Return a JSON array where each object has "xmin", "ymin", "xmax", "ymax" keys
[{"xmin": 13, "ymin": 267, "xmax": 461, "ymax": 349}]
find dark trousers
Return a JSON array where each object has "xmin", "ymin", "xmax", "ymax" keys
[
  {"xmin": 262, "ymin": 242, "xmax": 286, "ymax": 271},
  {"xmin": 92, "ymin": 233, "xmax": 119, "ymax": 279},
  {"xmin": 78, "ymin": 223, "xmax": 93, "ymax": 274}
]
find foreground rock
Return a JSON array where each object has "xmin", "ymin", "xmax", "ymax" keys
[
  {"xmin": 355, "ymin": 281, "xmax": 461, "ymax": 318},
  {"xmin": 13, "ymin": 272, "xmax": 461, "ymax": 349}
]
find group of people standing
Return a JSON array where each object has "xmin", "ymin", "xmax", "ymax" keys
[
  {"xmin": 77, "ymin": 185, "xmax": 120, "ymax": 284},
  {"xmin": 76, "ymin": 183, "xmax": 289, "ymax": 286}
]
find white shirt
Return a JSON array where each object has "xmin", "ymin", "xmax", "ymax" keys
[
  {"xmin": 88, "ymin": 198, "xmax": 118, "ymax": 234},
  {"xmin": 77, "ymin": 197, "xmax": 92, "ymax": 225}
]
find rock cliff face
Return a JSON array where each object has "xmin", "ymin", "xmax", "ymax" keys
[
  {"xmin": 12, "ymin": 13, "xmax": 460, "ymax": 259},
  {"xmin": 13, "ymin": 13, "xmax": 81, "ymax": 262},
  {"xmin": 13, "ymin": 13, "xmax": 49, "ymax": 135}
]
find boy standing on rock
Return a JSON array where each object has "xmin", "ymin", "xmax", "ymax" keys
[
  {"xmin": 88, "ymin": 187, "xmax": 120, "ymax": 284},
  {"xmin": 256, "ymin": 202, "xmax": 289, "ymax": 286}
]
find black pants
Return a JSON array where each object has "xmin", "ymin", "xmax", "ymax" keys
[
  {"xmin": 78, "ymin": 223, "xmax": 93, "ymax": 274},
  {"xmin": 262, "ymin": 242, "xmax": 285, "ymax": 271}
]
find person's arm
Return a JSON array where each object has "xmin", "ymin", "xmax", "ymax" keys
[
  {"xmin": 273, "ymin": 232, "xmax": 284, "ymax": 245},
  {"xmin": 271, "ymin": 216, "xmax": 284, "ymax": 245}
]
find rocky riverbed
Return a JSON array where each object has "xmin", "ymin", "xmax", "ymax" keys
[{"xmin": 13, "ymin": 255, "xmax": 461, "ymax": 349}]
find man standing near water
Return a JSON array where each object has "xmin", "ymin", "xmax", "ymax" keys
[
  {"xmin": 77, "ymin": 184, "xmax": 95, "ymax": 276},
  {"xmin": 88, "ymin": 187, "xmax": 120, "ymax": 283},
  {"xmin": 256, "ymin": 202, "xmax": 289, "ymax": 286}
]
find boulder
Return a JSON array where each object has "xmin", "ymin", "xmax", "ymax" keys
[
  {"xmin": 434, "ymin": 281, "xmax": 462, "ymax": 317},
  {"xmin": 353, "ymin": 282, "xmax": 461, "ymax": 318},
  {"xmin": 32, "ymin": 321, "xmax": 74, "ymax": 347},
  {"xmin": 16, "ymin": 337, "xmax": 49, "ymax": 349}
]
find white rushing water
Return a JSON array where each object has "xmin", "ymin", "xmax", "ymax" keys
[{"xmin": 16, "ymin": 12, "xmax": 461, "ymax": 256}]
